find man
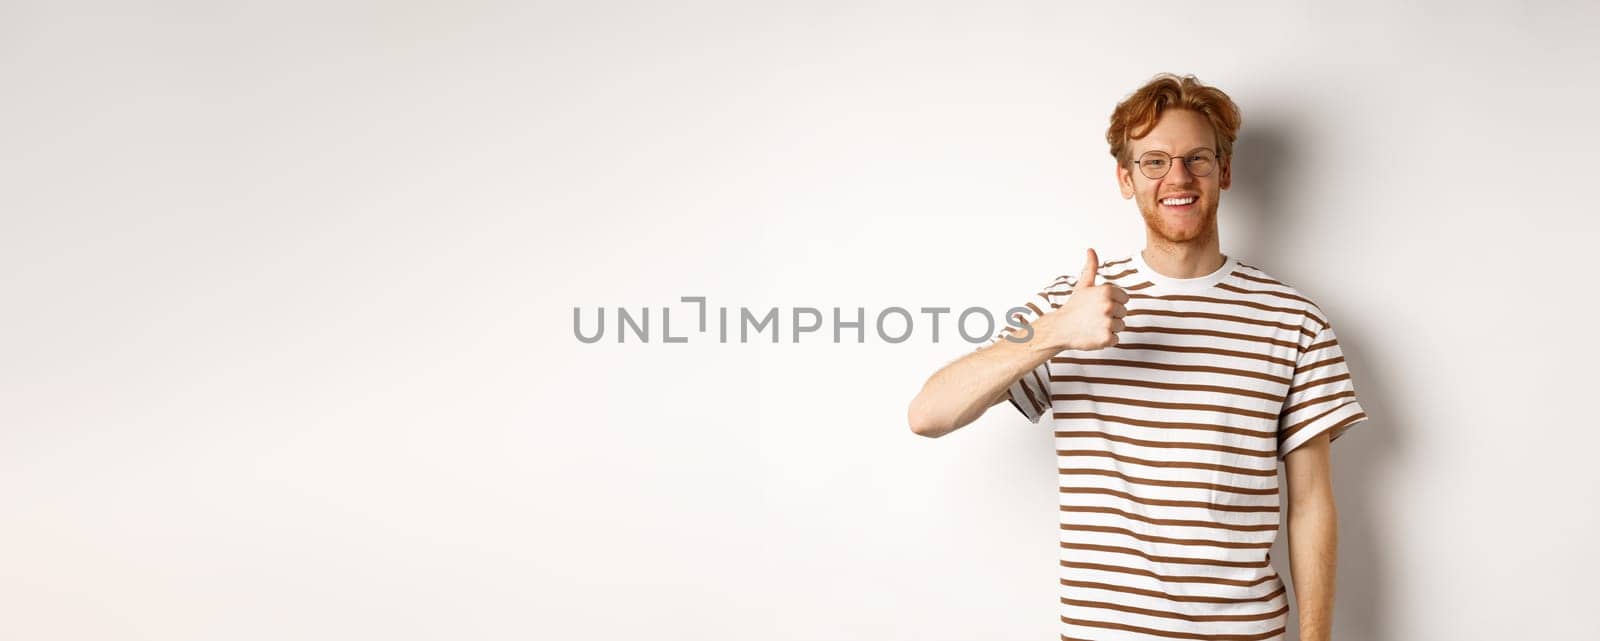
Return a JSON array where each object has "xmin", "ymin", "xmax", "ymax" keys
[{"xmin": 906, "ymin": 73, "xmax": 1368, "ymax": 641}]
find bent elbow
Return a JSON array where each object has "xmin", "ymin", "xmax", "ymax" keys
[{"xmin": 907, "ymin": 398, "xmax": 949, "ymax": 438}]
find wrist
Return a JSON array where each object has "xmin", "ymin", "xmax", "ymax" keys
[{"xmin": 1027, "ymin": 315, "xmax": 1072, "ymax": 353}]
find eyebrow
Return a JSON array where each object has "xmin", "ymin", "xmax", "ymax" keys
[{"xmin": 1139, "ymin": 146, "xmax": 1216, "ymax": 155}]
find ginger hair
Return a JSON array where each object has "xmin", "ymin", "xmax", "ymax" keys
[{"xmin": 1106, "ymin": 73, "xmax": 1242, "ymax": 168}]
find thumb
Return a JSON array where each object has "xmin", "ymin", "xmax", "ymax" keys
[{"xmin": 1079, "ymin": 248, "xmax": 1098, "ymax": 288}]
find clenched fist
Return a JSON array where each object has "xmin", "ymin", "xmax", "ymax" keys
[{"xmin": 1030, "ymin": 248, "xmax": 1129, "ymax": 351}]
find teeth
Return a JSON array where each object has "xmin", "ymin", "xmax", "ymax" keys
[{"xmin": 1161, "ymin": 196, "xmax": 1196, "ymax": 206}]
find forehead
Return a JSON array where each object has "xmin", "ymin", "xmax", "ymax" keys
[{"xmin": 1132, "ymin": 109, "xmax": 1217, "ymax": 154}]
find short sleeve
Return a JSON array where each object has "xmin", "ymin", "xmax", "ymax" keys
[
  {"xmin": 1277, "ymin": 320, "xmax": 1370, "ymax": 458},
  {"xmin": 980, "ymin": 275, "xmax": 1074, "ymax": 424}
]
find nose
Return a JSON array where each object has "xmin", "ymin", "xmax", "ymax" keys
[{"xmin": 1165, "ymin": 157, "xmax": 1195, "ymax": 184}]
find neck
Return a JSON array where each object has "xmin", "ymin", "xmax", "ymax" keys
[{"xmin": 1141, "ymin": 233, "xmax": 1225, "ymax": 279}]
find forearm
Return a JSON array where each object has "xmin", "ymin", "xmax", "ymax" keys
[
  {"xmin": 907, "ymin": 332, "xmax": 1060, "ymax": 437},
  {"xmin": 908, "ymin": 257, "xmax": 1124, "ymax": 438},
  {"xmin": 1287, "ymin": 495, "xmax": 1338, "ymax": 641}
]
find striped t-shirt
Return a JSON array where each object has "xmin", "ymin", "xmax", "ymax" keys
[{"xmin": 984, "ymin": 250, "xmax": 1368, "ymax": 641}]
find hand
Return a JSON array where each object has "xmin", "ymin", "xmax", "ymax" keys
[{"xmin": 1035, "ymin": 248, "xmax": 1129, "ymax": 351}]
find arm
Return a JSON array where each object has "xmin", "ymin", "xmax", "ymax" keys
[
  {"xmin": 906, "ymin": 326, "xmax": 1067, "ymax": 438},
  {"xmin": 1284, "ymin": 430, "xmax": 1337, "ymax": 641},
  {"xmin": 906, "ymin": 249, "xmax": 1127, "ymax": 438}
]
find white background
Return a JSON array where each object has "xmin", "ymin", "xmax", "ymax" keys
[{"xmin": 4, "ymin": 1, "xmax": 1598, "ymax": 639}]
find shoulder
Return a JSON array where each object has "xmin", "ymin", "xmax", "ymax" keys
[
  {"xmin": 1099, "ymin": 254, "xmax": 1139, "ymax": 280},
  {"xmin": 1228, "ymin": 259, "xmax": 1335, "ymax": 338},
  {"xmin": 1036, "ymin": 253, "xmax": 1138, "ymax": 304}
]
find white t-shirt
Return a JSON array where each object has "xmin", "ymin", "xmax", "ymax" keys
[{"xmin": 982, "ymin": 250, "xmax": 1369, "ymax": 641}]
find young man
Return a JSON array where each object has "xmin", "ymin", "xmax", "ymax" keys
[{"xmin": 907, "ymin": 73, "xmax": 1368, "ymax": 641}]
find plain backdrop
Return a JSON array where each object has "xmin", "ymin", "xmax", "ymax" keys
[{"xmin": 3, "ymin": 1, "xmax": 1598, "ymax": 640}]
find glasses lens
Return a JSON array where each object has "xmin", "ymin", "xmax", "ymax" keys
[
  {"xmin": 1186, "ymin": 150, "xmax": 1216, "ymax": 177},
  {"xmin": 1137, "ymin": 151, "xmax": 1170, "ymax": 179}
]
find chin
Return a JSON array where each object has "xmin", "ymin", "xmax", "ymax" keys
[
  {"xmin": 1153, "ymin": 228, "xmax": 1204, "ymax": 244},
  {"xmin": 1140, "ymin": 203, "xmax": 1217, "ymax": 245}
]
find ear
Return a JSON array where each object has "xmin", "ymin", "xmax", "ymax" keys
[
  {"xmin": 1117, "ymin": 162, "xmax": 1135, "ymax": 199},
  {"xmin": 1218, "ymin": 154, "xmax": 1232, "ymax": 191}
]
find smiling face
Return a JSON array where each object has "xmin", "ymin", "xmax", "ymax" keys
[{"xmin": 1117, "ymin": 109, "xmax": 1232, "ymax": 246}]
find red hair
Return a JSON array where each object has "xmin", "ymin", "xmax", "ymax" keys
[{"xmin": 1106, "ymin": 73, "xmax": 1242, "ymax": 167}]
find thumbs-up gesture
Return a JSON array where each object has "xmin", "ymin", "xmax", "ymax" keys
[{"xmin": 1034, "ymin": 248, "xmax": 1129, "ymax": 351}]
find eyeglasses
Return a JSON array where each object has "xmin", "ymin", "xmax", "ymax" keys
[{"xmin": 1133, "ymin": 148, "xmax": 1221, "ymax": 180}]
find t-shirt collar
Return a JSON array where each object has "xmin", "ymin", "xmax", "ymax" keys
[{"xmin": 1129, "ymin": 249, "xmax": 1237, "ymax": 293}]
